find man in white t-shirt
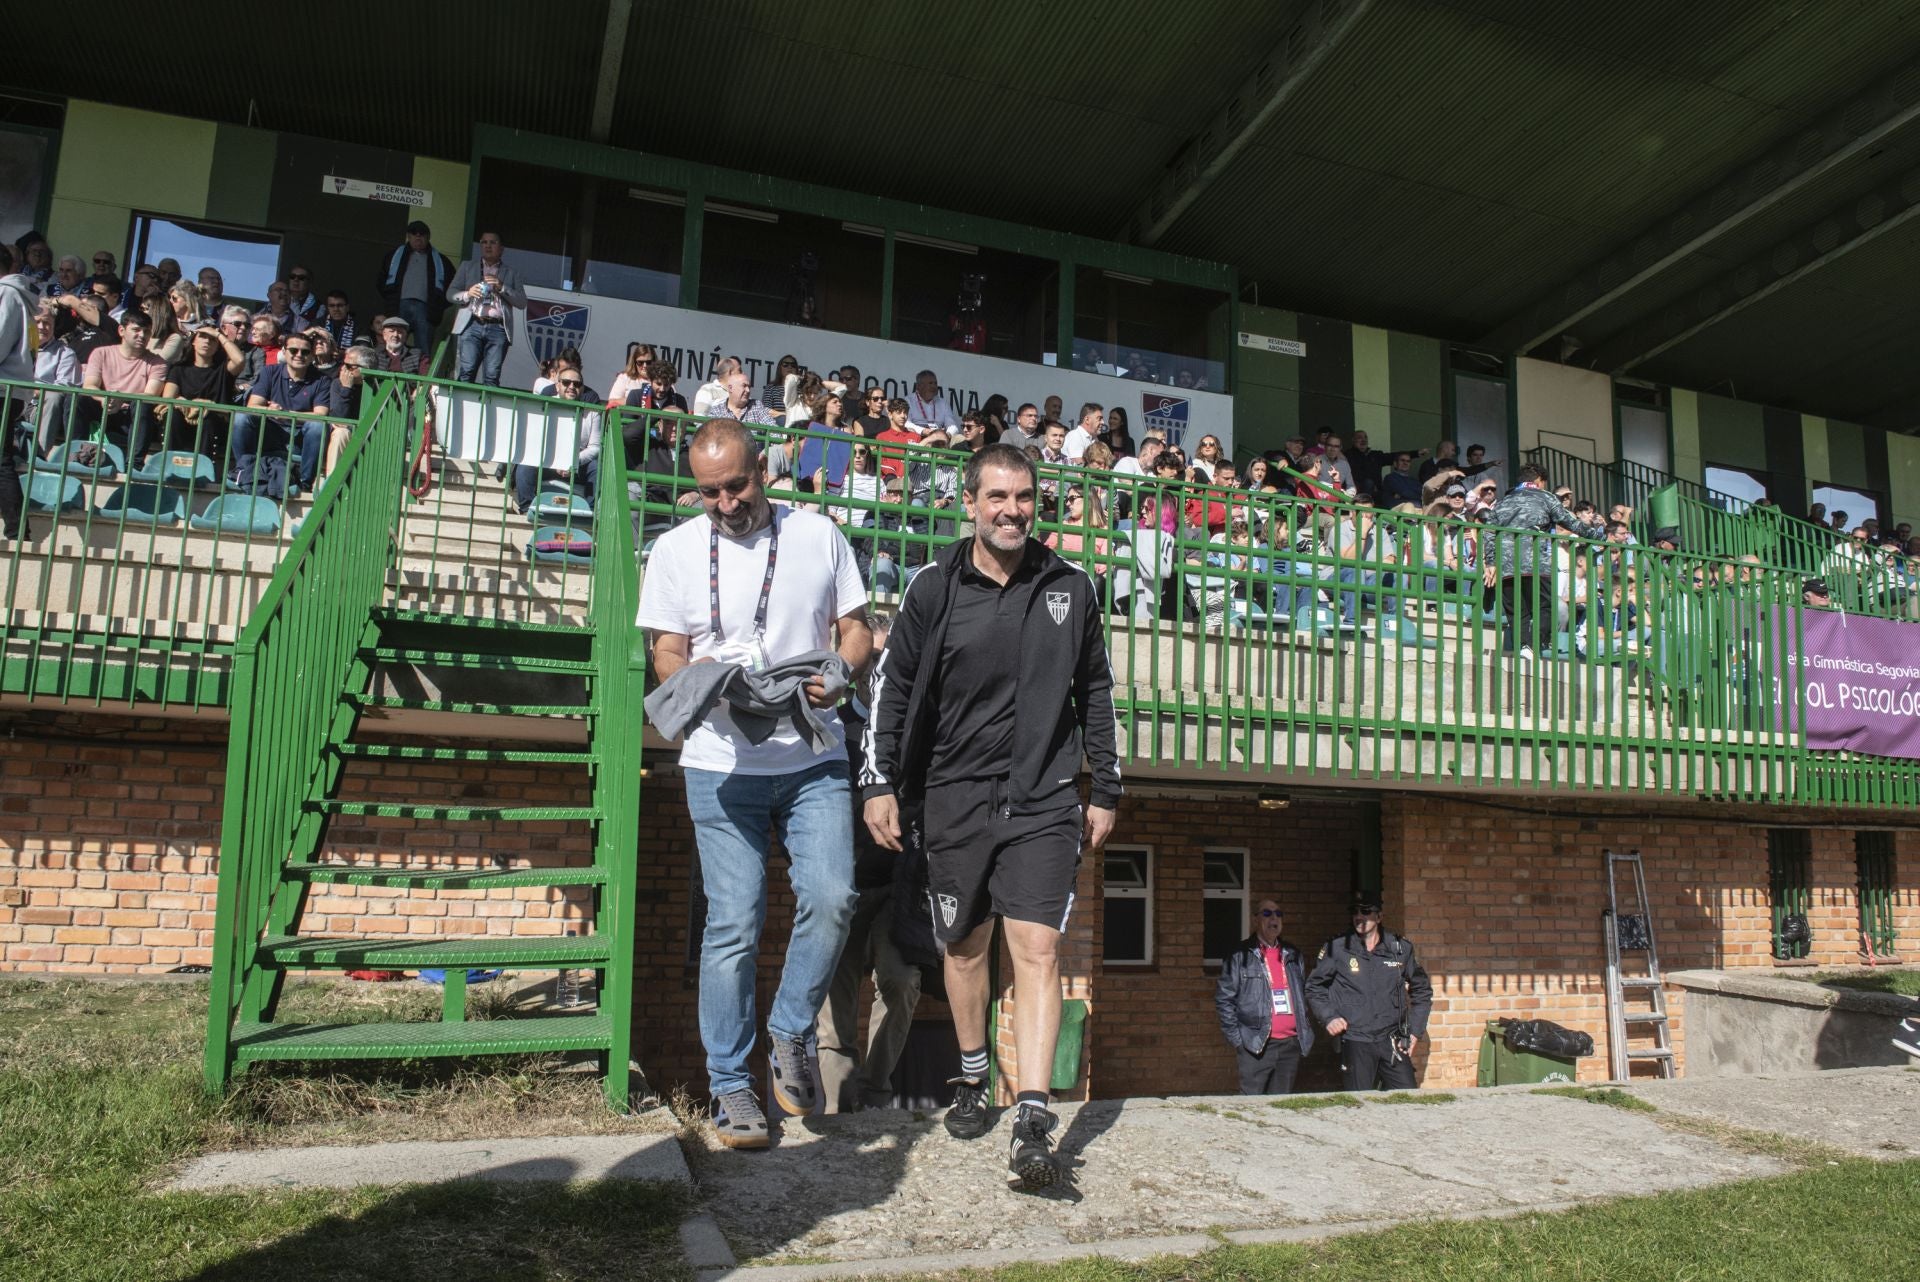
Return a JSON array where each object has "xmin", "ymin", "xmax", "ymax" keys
[
  {"xmin": 1061, "ymin": 402, "xmax": 1103, "ymax": 464},
  {"xmin": 905, "ymin": 369, "xmax": 960, "ymax": 433},
  {"xmin": 637, "ymin": 419, "xmax": 874, "ymax": 1150}
]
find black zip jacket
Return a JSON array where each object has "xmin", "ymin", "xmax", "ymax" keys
[
  {"xmin": 859, "ymin": 536, "xmax": 1122, "ymax": 811},
  {"xmin": 1215, "ymin": 935, "xmax": 1316, "ymax": 1056},
  {"xmin": 1305, "ymin": 930, "xmax": 1433, "ymax": 1044}
]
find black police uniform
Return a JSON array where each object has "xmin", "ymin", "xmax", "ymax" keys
[{"xmin": 1304, "ymin": 929, "xmax": 1433, "ymax": 1091}]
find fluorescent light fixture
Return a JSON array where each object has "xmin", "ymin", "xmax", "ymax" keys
[
  {"xmin": 1102, "ymin": 269, "xmax": 1154, "ymax": 286},
  {"xmin": 1257, "ymin": 790, "xmax": 1292, "ymax": 811},
  {"xmin": 841, "ymin": 222, "xmax": 976, "ymax": 254},
  {"xmin": 706, "ymin": 200, "xmax": 779, "ymax": 223},
  {"xmin": 627, "ymin": 188, "xmax": 687, "ymax": 206}
]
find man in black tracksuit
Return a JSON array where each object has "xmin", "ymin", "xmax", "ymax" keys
[
  {"xmin": 861, "ymin": 442, "xmax": 1121, "ymax": 1193},
  {"xmin": 1305, "ymin": 895, "xmax": 1433, "ymax": 1091}
]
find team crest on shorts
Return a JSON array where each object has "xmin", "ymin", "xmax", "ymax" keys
[
  {"xmin": 1046, "ymin": 591, "xmax": 1070, "ymax": 625},
  {"xmin": 936, "ymin": 894, "xmax": 958, "ymax": 927}
]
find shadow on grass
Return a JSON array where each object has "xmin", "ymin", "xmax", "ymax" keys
[{"xmin": 177, "ymin": 1161, "xmax": 691, "ymax": 1282}]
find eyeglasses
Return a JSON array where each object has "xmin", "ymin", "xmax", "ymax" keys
[
  {"xmin": 342, "ymin": 362, "xmax": 364, "ymax": 371},
  {"xmin": 283, "ymin": 344, "xmax": 312, "ymax": 356},
  {"xmin": 1257, "ymin": 908, "xmax": 1283, "ymax": 918},
  {"xmin": 92, "ymin": 256, "xmax": 113, "ymax": 266},
  {"xmin": 289, "ymin": 273, "xmax": 310, "ymax": 281},
  {"xmin": 557, "ymin": 379, "xmax": 584, "ymax": 389}
]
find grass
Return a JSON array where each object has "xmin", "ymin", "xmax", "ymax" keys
[
  {"xmin": 1373, "ymin": 1091, "xmax": 1455, "ymax": 1105},
  {"xmin": 0, "ymin": 976, "xmax": 690, "ymax": 1282},
  {"xmin": 933, "ymin": 1159, "xmax": 1920, "ymax": 1281},
  {"xmin": 1269, "ymin": 1093, "xmax": 1363, "ymax": 1111},
  {"xmin": 1803, "ymin": 968, "xmax": 1920, "ymax": 997},
  {"xmin": 1532, "ymin": 1086, "xmax": 1659, "ymax": 1113}
]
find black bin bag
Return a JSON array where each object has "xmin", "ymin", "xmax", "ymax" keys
[{"xmin": 1503, "ymin": 1019, "xmax": 1595, "ymax": 1059}]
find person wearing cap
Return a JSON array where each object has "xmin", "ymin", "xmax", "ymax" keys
[
  {"xmin": 378, "ymin": 219, "xmax": 455, "ymax": 350},
  {"xmin": 1650, "ymin": 527, "xmax": 1681, "ymax": 552},
  {"xmin": 1305, "ymin": 897, "xmax": 1433, "ymax": 1092},
  {"xmin": 1215, "ymin": 897, "xmax": 1316, "ymax": 1095},
  {"xmin": 1802, "ymin": 578, "xmax": 1834, "ymax": 609},
  {"xmin": 371, "ymin": 315, "xmax": 426, "ymax": 375}
]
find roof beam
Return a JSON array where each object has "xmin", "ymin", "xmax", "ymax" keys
[
  {"xmin": 1581, "ymin": 164, "xmax": 1920, "ymax": 375},
  {"xmin": 589, "ymin": 0, "xmax": 635, "ymax": 143},
  {"xmin": 1119, "ymin": 0, "xmax": 1375, "ymax": 248},
  {"xmin": 1480, "ymin": 54, "xmax": 1920, "ymax": 356}
]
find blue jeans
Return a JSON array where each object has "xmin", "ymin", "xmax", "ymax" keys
[
  {"xmin": 456, "ymin": 321, "xmax": 508, "ymax": 386},
  {"xmin": 683, "ymin": 757, "xmax": 857, "ymax": 1098},
  {"xmin": 396, "ymin": 299, "xmax": 432, "ymax": 351}
]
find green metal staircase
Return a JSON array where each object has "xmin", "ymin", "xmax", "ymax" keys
[{"xmin": 203, "ymin": 378, "xmax": 643, "ymax": 1109}]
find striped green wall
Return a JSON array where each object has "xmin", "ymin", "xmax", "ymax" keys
[{"xmin": 1233, "ymin": 305, "xmax": 1443, "ymax": 459}]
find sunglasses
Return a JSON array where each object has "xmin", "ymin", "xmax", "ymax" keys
[
  {"xmin": 557, "ymin": 378, "xmax": 584, "ymax": 389},
  {"xmin": 289, "ymin": 273, "xmax": 310, "ymax": 281},
  {"xmin": 283, "ymin": 345, "xmax": 312, "ymax": 355},
  {"xmin": 92, "ymin": 257, "xmax": 113, "ymax": 265},
  {"xmin": 1257, "ymin": 908, "xmax": 1283, "ymax": 918}
]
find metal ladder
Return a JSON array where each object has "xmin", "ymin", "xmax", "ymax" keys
[{"xmin": 1603, "ymin": 850, "xmax": 1676, "ymax": 1080}]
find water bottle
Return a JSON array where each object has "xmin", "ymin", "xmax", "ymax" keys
[{"xmin": 557, "ymin": 929, "xmax": 581, "ymax": 1008}]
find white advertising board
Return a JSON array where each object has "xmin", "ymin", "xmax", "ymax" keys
[
  {"xmin": 500, "ymin": 287, "xmax": 1234, "ymax": 455},
  {"xmin": 432, "ymin": 386, "xmax": 583, "ymax": 469}
]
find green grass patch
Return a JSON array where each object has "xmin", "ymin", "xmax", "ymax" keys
[
  {"xmin": 1532, "ymin": 1086, "xmax": 1658, "ymax": 1113},
  {"xmin": 0, "ymin": 977, "xmax": 689, "ymax": 1282},
  {"xmin": 945, "ymin": 1159, "xmax": 1920, "ymax": 1281},
  {"xmin": 1373, "ymin": 1091, "xmax": 1455, "ymax": 1105},
  {"xmin": 1796, "ymin": 967, "xmax": 1920, "ymax": 997},
  {"xmin": 1269, "ymin": 1093, "xmax": 1363, "ymax": 1111}
]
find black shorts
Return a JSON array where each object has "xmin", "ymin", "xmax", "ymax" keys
[{"xmin": 921, "ymin": 778, "xmax": 1082, "ymax": 944}]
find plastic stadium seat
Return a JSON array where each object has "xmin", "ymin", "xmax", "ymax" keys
[
  {"xmin": 130, "ymin": 451, "xmax": 220, "ymax": 489},
  {"xmin": 527, "ymin": 524, "xmax": 594, "ymax": 563},
  {"xmin": 96, "ymin": 482, "xmax": 187, "ymax": 526},
  {"xmin": 34, "ymin": 440, "xmax": 125, "ymax": 480},
  {"xmin": 531, "ymin": 490, "xmax": 593, "ymax": 524},
  {"xmin": 26, "ymin": 473, "xmax": 84, "ymax": 514},
  {"xmin": 189, "ymin": 495, "xmax": 283, "ymax": 534}
]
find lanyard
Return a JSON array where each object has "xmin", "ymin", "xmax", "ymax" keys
[{"xmin": 709, "ymin": 508, "xmax": 779, "ymax": 642}]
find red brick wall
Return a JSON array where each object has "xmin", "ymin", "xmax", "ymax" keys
[{"xmin": 1087, "ymin": 793, "xmax": 1368, "ymax": 1099}]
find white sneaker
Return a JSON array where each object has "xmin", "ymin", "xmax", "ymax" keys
[{"xmin": 1518, "ymin": 645, "xmax": 1535, "ymax": 664}]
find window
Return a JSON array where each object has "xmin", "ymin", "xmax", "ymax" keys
[
  {"xmin": 1073, "ymin": 268, "xmax": 1228, "ymax": 390},
  {"xmin": 1810, "ymin": 483, "xmax": 1883, "ymax": 533},
  {"xmin": 890, "ymin": 237, "xmax": 1057, "ymax": 364},
  {"xmin": 1856, "ymin": 831, "xmax": 1897, "ymax": 960},
  {"xmin": 1703, "ymin": 464, "xmax": 1769, "ymax": 513},
  {"xmin": 0, "ymin": 124, "xmax": 55, "ymax": 249},
  {"xmin": 1768, "ymin": 829, "xmax": 1812, "ymax": 961},
  {"xmin": 1103, "ymin": 845, "xmax": 1152, "ymax": 965},
  {"xmin": 129, "ymin": 214, "xmax": 282, "ymax": 306},
  {"xmin": 471, "ymin": 159, "xmax": 683, "ymax": 303},
  {"xmin": 1202, "ymin": 848, "xmax": 1248, "ymax": 966},
  {"xmin": 699, "ymin": 205, "xmax": 883, "ymax": 337}
]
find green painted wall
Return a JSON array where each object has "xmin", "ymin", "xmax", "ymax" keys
[
  {"xmin": 1387, "ymin": 330, "xmax": 1444, "ymax": 450},
  {"xmin": 412, "ymin": 156, "xmax": 470, "ymax": 229},
  {"xmin": 1695, "ymin": 393, "xmax": 1767, "ymax": 471},
  {"xmin": 1887, "ymin": 433, "xmax": 1920, "ymax": 528},
  {"xmin": 1670, "ymin": 388, "xmax": 1702, "ymax": 485},
  {"xmin": 1233, "ymin": 304, "xmax": 1302, "ymax": 456},
  {"xmin": 1800, "ymin": 415, "xmax": 1831, "ymax": 499},
  {"xmin": 48, "ymin": 100, "xmax": 215, "ymax": 260},
  {"xmin": 204, "ymin": 124, "xmax": 276, "ymax": 227},
  {"xmin": 1351, "ymin": 324, "xmax": 1392, "ymax": 445},
  {"xmin": 1821, "ymin": 416, "xmax": 1870, "ymax": 489}
]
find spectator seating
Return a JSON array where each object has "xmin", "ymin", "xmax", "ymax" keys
[
  {"xmin": 35, "ymin": 440, "xmax": 125, "ymax": 480},
  {"xmin": 131, "ymin": 450, "xmax": 220, "ymax": 490},
  {"xmin": 96, "ymin": 481, "xmax": 188, "ymax": 526},
  {"xmin": 26, "ymin": 473, "xmax": 84, "ymax": 515},
  {"xmin": 527, "ymin": 524, "xmax": 594, "ymax": 564}
]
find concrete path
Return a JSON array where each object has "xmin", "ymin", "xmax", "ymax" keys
[
  {"xmin": 171, "ymin": 1132, "xmax": 690, "ymax": 1190},
  {"xmin": 1619, "ymin": 1065, "xmax": 1920, "ymax": 1158}
]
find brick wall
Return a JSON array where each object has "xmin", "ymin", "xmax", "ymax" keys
[{"xmin": 1087, "ymin": 792, "xmax": 1369, "ymax": 1099}]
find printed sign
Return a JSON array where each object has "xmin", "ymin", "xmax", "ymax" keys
[
  {"xmin": 322, "ymin": 176, "xmax": 433, "ymax": 208},
  {"xmin": 1775, "ymin": 608, "xmax": 1920, "ymax": 759},
  {"xmin": 431, "ymin": 386, "xmax": 584, "ymax": 470},
  {"xmin": 1238, "ymin": 331, "xmax": 1306, "ymax": 358},
  {"xmin": 526, "ymin": 300, "xmax": 593, "ymax": 365},
  {"xmin": 501, "ymin": 287, "xmax": 1236, "ymax": 455}
]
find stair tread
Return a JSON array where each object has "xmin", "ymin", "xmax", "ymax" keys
[
  {"xmin": 232, "ymin": 1014, "xmax": 610, "ymax": 1060},
  {"xmin": 284, "ymin": 862, "xmax": 607, "ymax": 888},
  {"xmin": 363, "ymin": 646, "xmax": 595, "ymax": 673},
  {"xmin": 331, "ymin": 744, "xmax": 593, "ymax": 764},
  {"xmin": 305, "ymin": 800, "xmax": 600, "ymax": 820},
  {"xmin": 371, "ymin": 608, "xmax": 587, "ymax": 635},
  {"xmin": 259, "ymin": 933, "xmax": 611, "ymax": 966},
  {"xmin": 356, "ymin": 695, "xmax": 594, "ymax": 716}
]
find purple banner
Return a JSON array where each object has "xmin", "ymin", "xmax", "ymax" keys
[{"xmin": 1778, "ymin": 607, "xmax": 1920, "ymax": 758}]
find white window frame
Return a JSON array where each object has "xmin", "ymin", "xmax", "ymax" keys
[
  {"xmin": 1103, "ymin": 844, "xmax": 1153, "ymax": 965},
  {"xmin": 1201, "ymin": 847, "xmax": 1250, "ymax": 967}
]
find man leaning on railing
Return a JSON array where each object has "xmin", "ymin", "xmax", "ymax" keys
[{"xmin": 1481, "ymin": 463, "xmax": 1605, "ymax": 662}]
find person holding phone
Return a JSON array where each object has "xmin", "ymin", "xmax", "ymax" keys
[{"xmin": 447, "ymin": 231, "xmax": 524, "ymax": 387}]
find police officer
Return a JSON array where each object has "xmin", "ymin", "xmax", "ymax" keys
[{"xmin": 1305, "ymin": 895, "xmax": 1433, "ymax": 1091}]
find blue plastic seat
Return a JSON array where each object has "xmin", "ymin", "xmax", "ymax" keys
[
  {"xmin": 26, "ymin": 473, "xmax": 84, "ymax": 514},
  {"xmin": 189, "ymin": 494, "xmax": 283, "ymax": 534},
  {"xmin": 528, "ymin": 523, "xmax": 594, "ymax": 563},
  {"xmin": 34, "ymin": 440, "xmax": 125, "ymax": 480},
  {"xmin": 96, "ymin": 482, "xmax": 187, "ymax": 526},
  {"xmin": 531, "ymin": 490, "xmax": 593, "ymax": 524},
  {"xmin": 130, "ymin": 450, "xmax": 219, "ymax": 489}
]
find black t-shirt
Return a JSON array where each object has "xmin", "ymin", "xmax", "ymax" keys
[
  {"xmin": 853, "ymin": 413, "xmax": 888, "ymax": 437},
  {"xmin": 925, "ymin": 544, "xmax": 1043, "ymax": 785},
  {"xmin": 167, "ymin": 360, "xmax": 233, "ymax": 406}
]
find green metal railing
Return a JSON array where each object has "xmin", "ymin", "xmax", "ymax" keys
[
  {"xmin": 1768, "ymin": 829, "xmax": 1814, "ymax": 961},
  {"xmin": 610, "ymin": 415, "xmax": 1920, "ymax": 808},
  {"xmin": 1854, "ymin": 830, "xmax": 1898, "ymax": 960},
  {"xmin": 1, "ymin": 376, "xmax": 340, "ymax": 709},
  {"xmin": 203, "ymin": 375, "xmax": 413, "ymax": 1089}
]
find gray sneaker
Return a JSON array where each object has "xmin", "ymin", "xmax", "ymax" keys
[
  {"xmin": 769, "ymin": 1034, "xmax": 818, "ymax": 1115},
  {"xmin": 711, "ymin": 1089, "xmax": 769, "ymax": 1150}
]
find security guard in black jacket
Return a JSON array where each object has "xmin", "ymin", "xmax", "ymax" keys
[{"xmin": 1305, "ymin": 895, "xmax": 1433, "ymax": 1091}]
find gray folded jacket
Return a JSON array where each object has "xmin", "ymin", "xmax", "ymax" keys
[{"xmin": 644, "ymin": 649, "xmax": 852, "ymax": 750}]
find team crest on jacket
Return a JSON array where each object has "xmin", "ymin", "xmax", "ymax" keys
[
  {"xmin": 1349, "ymin": 955, "xmax": 1361, "ymax": 973},
  {"xmin": 1046, "ymin": 591, "xmax": 1070, "ymax": 625}
]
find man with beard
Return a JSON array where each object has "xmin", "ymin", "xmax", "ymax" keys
[
  {"xmin": 637, "ymin": 419, "xmax": 872, "ymax": 1151},
  {"xmin": 860, "ymin": 442, "xmax": 1122, "ymax": 1191}
]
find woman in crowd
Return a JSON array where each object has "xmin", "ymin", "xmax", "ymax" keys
[
  {"xmin": 606, "ymin": 342, "xmax": 656, "ymax": 407},
  {"xmin": 761, "ymin": 354, "xmax": 799, "ymax": 411},
  {"xmin": 979, "ymin": 393, "xmax": 1010, "ymax": 442},
  {"xmin": 160, "ymin": 322, "xmax": 246, "ymax": 466},
  {"xmin": 145, "ymin": 292, "xmax": 188, "ymax": 365},
  {"xmin": 1191, "ymin": 433, "xmax": 1226, "ymax": 481}
]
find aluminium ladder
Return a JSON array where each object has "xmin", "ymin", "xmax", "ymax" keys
[{"xmin": 1603, "ymin": 850, "xmax": 1676, "ymax": 1080}]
